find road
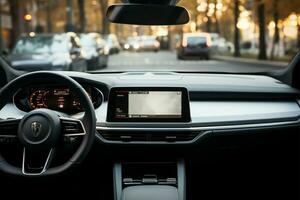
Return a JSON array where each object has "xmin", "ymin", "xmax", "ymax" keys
[{"xmin": 96, "ymin": 51, "xmax": 287, "ymax": 73}]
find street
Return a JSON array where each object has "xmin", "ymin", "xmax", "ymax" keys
[{"xmin": 97, "ymin": 51, "xmax": 288, "ymax": 73}]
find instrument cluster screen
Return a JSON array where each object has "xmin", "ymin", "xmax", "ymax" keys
[{"xmin": 14, "ymin": 85, "xmax": 103, "ymax": 114}]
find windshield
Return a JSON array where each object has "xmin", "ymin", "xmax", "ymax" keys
[{"xmin": 1, "ymin": 0, "xmax": 299, "ymax": 73}]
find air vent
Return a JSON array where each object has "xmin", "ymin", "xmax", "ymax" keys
[
  {"xmin": 0, "ymin": 120, "xmax": 19, "ymax": 136},
  {"xmin": 98, "ymin": 130, "xmax": 199, "ymax": 142}
]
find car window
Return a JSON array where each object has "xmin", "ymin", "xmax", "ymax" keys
[{"xmin": 187, "ymin": 37, "xmax": 207, "ymax": 45}]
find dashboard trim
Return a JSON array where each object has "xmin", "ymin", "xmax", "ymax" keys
[
  {"xmin": 96, "ymin": 120, "xmax": 300, "ymax": 131},
  {"xmin": 95, "ymin": 118, "xmax": 300, "ymax": 144}
]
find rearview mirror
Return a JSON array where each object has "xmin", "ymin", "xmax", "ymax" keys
[{"xmin": 107, "ymin": 4, "xmax": 189, "ymax": 25}]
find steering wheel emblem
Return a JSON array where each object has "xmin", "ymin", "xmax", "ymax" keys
[{"xmin": 31, "ymin": 122, "xmax": 42, "ymax": 137}]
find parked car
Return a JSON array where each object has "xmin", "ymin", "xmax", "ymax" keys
[
  {"xmin": 204, "ymin": 33, "xmax": 233, "ymax": 55},
  {"xmin": 9, "ymin": 33, "xmax": 87, "ymax": 71},
  {"xmin": 80, "ymin": 33, "xmax": 109, "ymax": 70},
  {"xmin": 104, "ymin": 34, "xmax": 121, "ymax": 54},
  {"xmin": 215, "ymin": 37, "xmax": 234, "ymax": 54},
  {"xmin": 123, "ymin": 36, "xmax": 141, "ymax": 51},
  {"xmin": 177, "ymin": 32, "xmax": 212, "ymax": 60},
  {"xmin": 138, "ymin": 36, "xmax": 160, "ymax": 52}
]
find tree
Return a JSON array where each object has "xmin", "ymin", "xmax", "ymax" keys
[
  {"xmin": 77, "ymin": 0, "xmax": 86, "ymax": 33},
  {"xmin": 257, "ymin": 0, "xmax": 267, "ymax": 60},
  {"xmin": 0, "ymin": 2, "xmax": 4, "ymax": 50},
  {"xmin": 46, "ymin": 1, "xmax": 52, "ymax": 33},
  {"xmin": 99, "ymin": 0, "xmax": 110, "ymax": 34},
  {"xmin": 65, "ymin": 0, "xmax": 74, "ymax": 32},
  {"xmin": 8, "ymin": 0, "xmax": 21, "ymax": 49},
  {"xmin": 233, "ymin": 0, "xmax": 241, "ymax": 57},
  {"xmin": 206, "ymin": 0, "xmax": 212, "ymax": 32},
  {"xmin": 270, "ymin": 0, "xmax": 280, "ymax": 60},
  {"xmin": 213, "ymin": 0, "xmax": 220, "ymax": 33},
  {"xmin": 298, "ymin": 19, "xmax": 300, "ymax": 48}
]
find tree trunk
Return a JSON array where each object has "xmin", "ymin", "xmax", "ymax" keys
[
  {"xmin": 9, "ymin": 0, "xmax": 21, "ymax": 49},
  {"xmin": 77, "ymin": 0, "xmax": 86, "ymax": 33},
  {"xmin": 46, "ymin": 1, "xmax": 52, "ymax": 33},
  {"xmin": 65, "ymin": 0, "xmax": 74, "ymax": 32},
  {"xmin": 270, "ymin": 0, "xmax": 280, "ymax": 60},
  {"xmin": 206, "ymin": 0, "xmax": 211, "ymax": 33},
  {"xmin": 257, "ymin": 0, "xmax": 267, "ymax": 60},
  {"xmin": 99, "ymin": 0, "xmax": 110, "ymax": 34},
  {"xmin": 0, "ymin": 2, "xmax": 4, "ymax": 50},
  {"xmin": 213, "ymin": 0, "xmax": 220, "ymax": 33},
  {"xmin": 233, "ymin": 0, "xmax": 241, "ymax": 57},
  {"xmin": 297, "ymin": 18, "xmax": 300, "ymax": 48}
]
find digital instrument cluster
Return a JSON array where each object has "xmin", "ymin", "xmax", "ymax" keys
[{"xmin": 14, "ymin": 85, "xmax": 103, "ymax": 113}]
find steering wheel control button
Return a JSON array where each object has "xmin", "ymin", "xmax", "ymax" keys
[{"xmin": 18, "ymin": 109, "xmax": 61, "ymax": 149}]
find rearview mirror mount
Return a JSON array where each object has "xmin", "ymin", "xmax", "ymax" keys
[{"xmin": 106, "ymin": 4, "xmax": 190, "ymax": 26}]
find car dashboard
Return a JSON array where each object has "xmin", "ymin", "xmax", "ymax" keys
[{"xmin": 2, "ymin": 71, "xmax": 300, "ymax": 145}]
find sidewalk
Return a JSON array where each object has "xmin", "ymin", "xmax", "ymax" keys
[{"xmin": 212, "ymin": 55, "xmax": 289, "ymax": 68}]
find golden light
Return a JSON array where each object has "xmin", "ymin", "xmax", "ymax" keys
[
  {"xmin": 29, "ymin": 32, "xmax": 36, "ymax": 37},
  {"xmin": 268, "ymin": 21, "xmax": 275, "ymax": 37},
  {"xmin": 282, "ymin": 13, "xmax": 299, "ymax": 38},
  {"xmin": 197, "ymin": 2, "xmax": 207, "ymax": 12},
  {"xmin": 92, "ymin": 0, "xmax": 97, "ymax": 6},
  {"xmin": 190, "ymin": 21, "xmax": 197, "ymax": 32},
  {"xmin": 269, "ymin": 21, "xmax": 276, "ymax": 29},
  {"xmin": 207, "ymin": 9, "xmax": 214, "ymax": 17},
  {"xmin": 216, "ymin": 3, "xmax": 223, "ymax": 10},
  {"xmin": 283, "ymin": 26, "xmax": 297, "ymax": 38},
  {"xmin": 24, "ymin": 14, "xmax": 32, "ymax": 21},
  {"xmin": 237, "ymin": 18, "xmax": 250, "ymax": 30},
  {"xmin": 208, "ymin": 3, "xmax": 215, "ymax": 9},
  {"xmin": 240, "ymin": 10, "xmax": 250, "ymax": 18},
  {"xmin": 289, "ymin": 13, "xmax": 298, "ymax": 27}
]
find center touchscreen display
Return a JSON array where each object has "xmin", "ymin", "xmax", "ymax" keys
[{"xmin": 107, "ymin": 88, "xmax": 190, "ymax": 122}]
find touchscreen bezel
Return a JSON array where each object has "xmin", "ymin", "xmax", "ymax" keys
[{"xmin": 107, "ymin": 87, "xmax": 191, "ymax": 122}]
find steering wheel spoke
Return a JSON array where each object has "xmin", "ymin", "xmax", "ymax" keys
[
  {"xmin": 60, "ymin": 117, "xmax": 86, "ymax": 137},
  {"xmin": 22, "ymin": 147, "xmax": 55, "ymax": 175},
  {"xmin": 0, "ymin": 118, "xmax": 21, "ymax": 138}
]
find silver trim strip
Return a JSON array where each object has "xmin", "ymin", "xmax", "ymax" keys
[
  {"xmin": 96, "ymin": 119, "xmax": 300, "ymax": 132},
  {"xmin": 22, "ymin": 148, "xmax": 53, "ymax": 176},
  {"xmin": 0, "ymin": 135, "xmax": 17, "ymax": 138}
]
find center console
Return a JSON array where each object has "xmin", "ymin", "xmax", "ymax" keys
[{"xmin": 113, "ymin": 160, "xmax": 186, "ymax": 200}]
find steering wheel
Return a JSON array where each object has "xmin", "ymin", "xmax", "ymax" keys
[{"xmin": 0, "ymin": 72, "xmax": 96, "ymax": 176}]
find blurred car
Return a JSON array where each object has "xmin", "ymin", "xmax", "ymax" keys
[
  {"xmin": 177, "ymin": 32, "xmax": 212, "ymax": 60},
  {"xmin": 240, "ymin": 41, "xmax": 259, "ymax": 55},
  {"xmin": 80, "ymin": 33, "xmax": 109, "ymax": 70},
  {"xmin": 206, "ymin": 33, "xmax": 234, "ymax": 54},
  {"xmin": 104, "ymin": 34, "xmax": 121, "ymax": 54},
  {"xmin": 9, "ymin": 33, "xmax": 87, "ymax": 71},
  {"xmin": 139, "ymin": 36, "xmax": 160, "ymax": 52},
  {"xmin": 215, "ymin": 37, "xmax": 234, "ymax": 54},
  {"xmin": 123, "ymin": 37, "xmax": 141, "ymax": 51}
]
